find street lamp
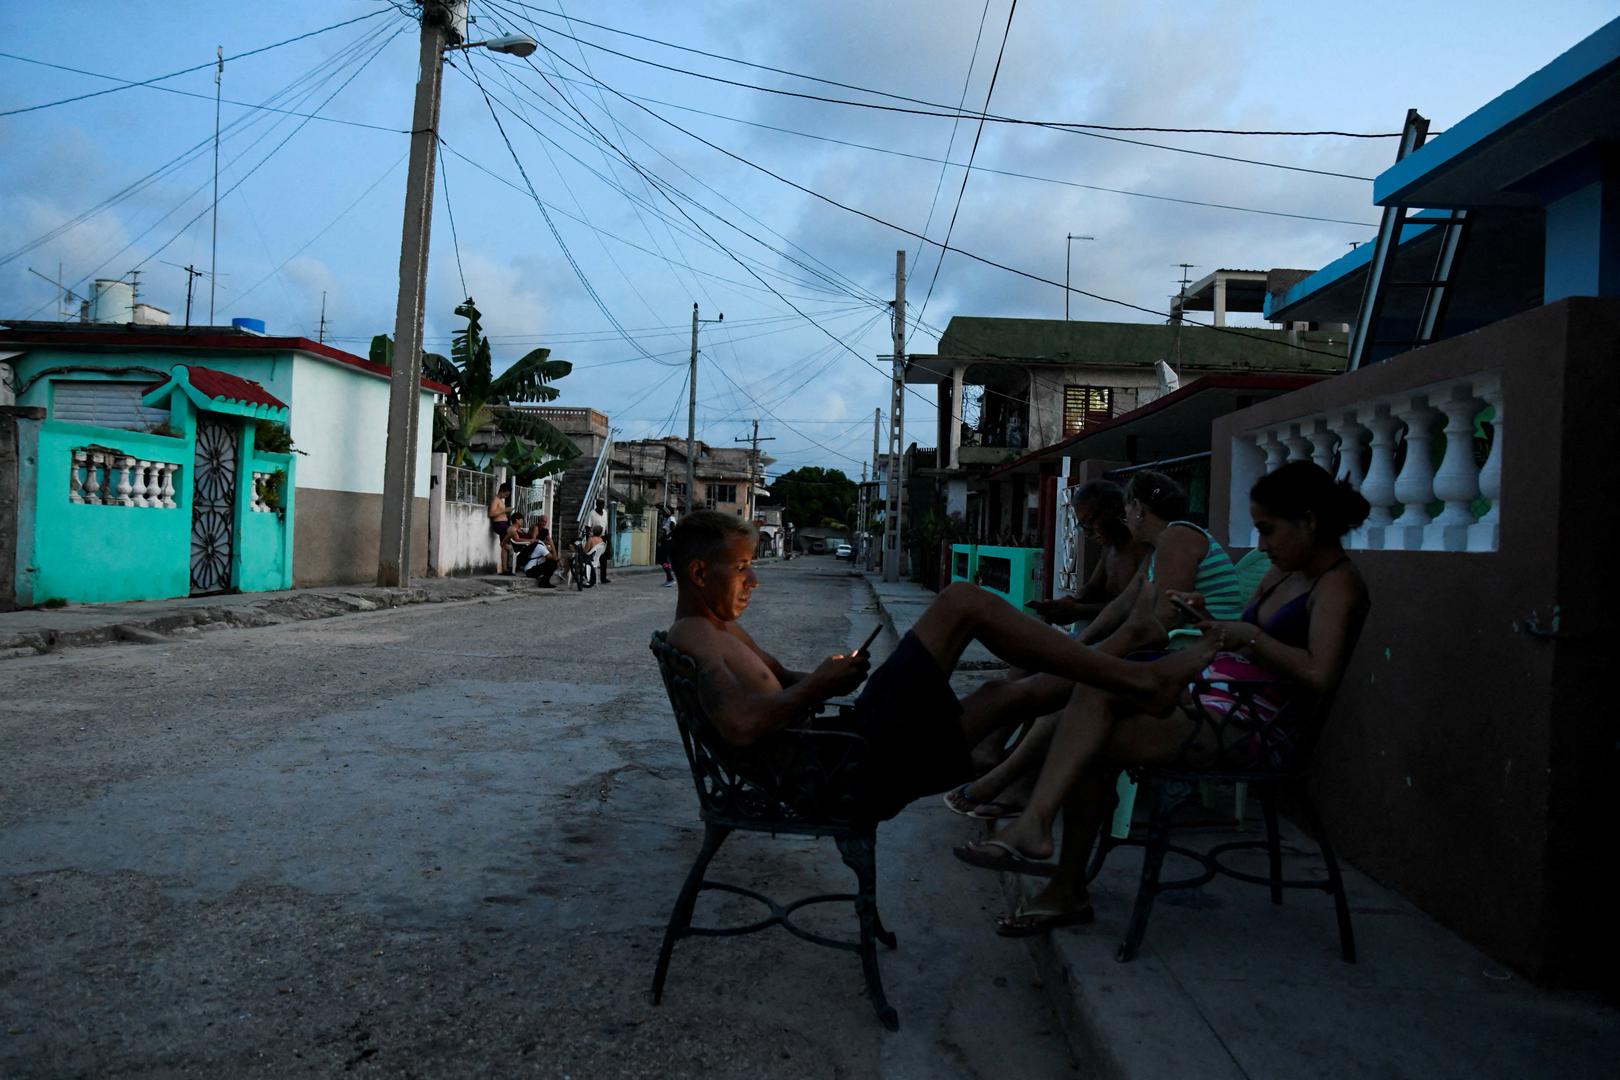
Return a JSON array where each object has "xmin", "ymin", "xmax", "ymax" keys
[
  {"xmin": 376, "ymin": 2, "xmax": 537, "ymax": 586},
  {"xmin": 1065, "ymin": 233, "xmax": 1095, "ymax": 320}
]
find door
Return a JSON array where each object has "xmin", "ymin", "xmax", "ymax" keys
[{"xmin": 190, "ymin": 416, "xmax": 238, "ymax": 595}]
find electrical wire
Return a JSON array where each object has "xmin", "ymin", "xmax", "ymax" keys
[
  {"xmin": 495, "ymin": 3, "xmax": 1404, "ymax": 139},
  {"xmin": 0, "ymin": 9, "xmax": 398, "ymax": 118},
  {"xmin": 437, "ymin": 141, "xmax": 470, "ymax": 299},
  {"xmin": 0, "ymin": 51, "xmax": 408, "ymax": 134},
  {"xmin": 503, "ymin": 5, "xmax": 1379, "ymax": 180},
  {"xmin": 577, "ymin": 79, "xmax": 1377, "ymax": 228},
  {"xmin": 912, "ymin": 0, "xmax": 1017, "ymax": 343},
  {"xmin": 1, "ymin": 18, "xmax": 401, "ymax": 271},
  {"xmin": 520, "ymin": 47, "xmax": 1355, "ymax": 363}
]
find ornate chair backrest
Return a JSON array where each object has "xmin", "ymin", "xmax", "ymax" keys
[{"xmin": 649, "ymin": 631, "xmax": 868, "ymax": 828}]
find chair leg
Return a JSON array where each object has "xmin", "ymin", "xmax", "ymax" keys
[
  {"xmin": 1260, "ymin": 783, "xmax": 1284, "ymax": 906},
  {"xmin": 836, "ymin": 832, "xmax": 899, "ymax": 1031},
  {"xmin": 1301, "ymin": 790, "xmax": 1358, "ymax": 963},
  {"xmin": 651, "ymin": 822, "xmax": 731, "ymax": 1005},
  {"xmin": 1117, "ymin": 795, "xmax": 1171, "ymax": 963}
]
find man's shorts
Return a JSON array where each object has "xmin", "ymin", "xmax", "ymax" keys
[{"xmin": 847, "ymin": 630, "xmax": 973, "ymax": 821}]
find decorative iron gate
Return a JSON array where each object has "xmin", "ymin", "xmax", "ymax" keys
[{"xmin": 190, "ymin": 417, "xmax": 238, "ymax": 594}]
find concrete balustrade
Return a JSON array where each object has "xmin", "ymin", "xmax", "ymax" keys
[{"xmin": 1231, "ymin": 370, "xmax": 1501, "ymax": 553}]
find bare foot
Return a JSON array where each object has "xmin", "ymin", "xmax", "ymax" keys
[{"xmin": 1136, "ymin": 632, "xmax": 1221, "ymax": 715}]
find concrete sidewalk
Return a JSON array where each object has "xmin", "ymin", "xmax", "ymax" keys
[
  {"xmin": 0, "ymin": 564, "xmax": 666, "ymax": 660},
  {"xmin": 863, "ymin": 571, "xmax": 1620, "ymax": 1079}
]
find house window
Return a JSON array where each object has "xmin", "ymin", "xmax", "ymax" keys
[
  {"xmin": 705, "ymin": 483, "xmax": 737, "ymax": 508},
  {"xmin": 1062, "ymin": 386, "xmax": 1113, "ymax": 437},
  {"xmin": 51, "ymin": 380, "xmax": 171, "ymax": 432}
]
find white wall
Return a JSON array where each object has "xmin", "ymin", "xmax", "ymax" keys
[
  {"xmin": 434, "ymin": 499, "xmax": 501, "ymax": 575},
  {"xmin": 289, "ymin": 354, "xmax": 435, "ymax": 497}
]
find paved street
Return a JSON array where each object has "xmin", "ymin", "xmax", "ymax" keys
[{"xmin": 1, "ymin": 560, "xmax": 1075, "ymax": 1078}]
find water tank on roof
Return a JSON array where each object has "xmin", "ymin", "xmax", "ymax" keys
[
  {"xmin": 89, "ymin": 279, "xmax": 134, "ymax": 323},
  {"xmin": 232, "ymin": 317, "xmax": 267, "ymax": 335}
]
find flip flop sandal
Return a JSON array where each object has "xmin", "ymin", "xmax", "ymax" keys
[
  {"xmin": 995, "ymin": 903, "xmax": 1096, "ymax": 938},
  {"xmin": 952, "ymin": 838, "xmax": 1058, "ymax": 878},
  {"xmin": 942, "ymin": 784, "xmax": 1023, "ymax": 820}
]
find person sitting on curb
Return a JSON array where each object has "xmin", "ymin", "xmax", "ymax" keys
[
  {"xmin": 506, "ymin": 513, "xmax": 540, "ymax": 574},
  {"xmin": 520, "ymin": 527, "xmax": 560, "ymax": 588},
  {"xmin": 664, "ymin": 511, "xmax": 1218, "ymax": 824}
]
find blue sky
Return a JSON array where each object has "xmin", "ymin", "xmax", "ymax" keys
[{"xmin": 1, "ymin": 1, "xmax": 1613, "ymax": 476}]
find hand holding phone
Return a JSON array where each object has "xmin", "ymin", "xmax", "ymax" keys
[
  {"xmin": 855, "ymin": 623, "xmax": 883, "ymax": 656},
  {"xmin": 1168, "ymin": 594, "xmax": 1206, "ymax": 624}
]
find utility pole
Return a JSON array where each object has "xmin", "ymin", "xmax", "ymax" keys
[
  {"xmin": 734, "ymin": 419, "xmax": 774, "ymax": 523},
  {"xmin": 209, "ymin": 46, "xmax": 223, "ymax": 325},
  {"xmin": 377, "ymin": 0, "xmax": 464, "ymax": 586},
  {"xmin": 182, "ymin": 265, "xmax": 203, "ymax": 328},
  {"xmin": 1065, "ymin": 233, "xmax": 1095, "ymax": 320},
  {"xmin": 868, "ymin": 407, "xmax": 880, "ymax": 569},
  {"xmin": 687, "ymin": 302, "xmax": 722, "ymax": 516},
  {"xmin": 883, "ymin": 251, "xmax": 906, "ymax": 583}
]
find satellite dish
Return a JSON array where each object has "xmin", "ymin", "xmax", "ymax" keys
[{"xmin": 1155, "ymin": 360, "xmax": 1180, "ymax": 398}]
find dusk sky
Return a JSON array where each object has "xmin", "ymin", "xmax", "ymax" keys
[{"xmin": 2, "ymin": 1, "xmax": 1613, "ymax": 476}]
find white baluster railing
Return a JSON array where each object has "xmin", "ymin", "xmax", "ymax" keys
[
  {"xmin": 65, "ymin": 449, "xmax": 181, "ymax": 510},
  {"xmin": 1235, "ymin": 371, "xmax": 1502, "ymax": 554}
]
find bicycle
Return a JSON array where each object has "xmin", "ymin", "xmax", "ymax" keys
[{"xmin": 568, "ymin": 538, "xmax": 598, "ymax": 590}]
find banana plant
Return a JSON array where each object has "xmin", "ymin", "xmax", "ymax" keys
[{"xmin": 370, "ymin": 297, "xmax": 580, "ymax": 469}]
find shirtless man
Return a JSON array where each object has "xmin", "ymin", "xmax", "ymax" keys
[
  {"xmin": 665, "ymin": 511, "xmax": 1217, "ymax": 822},
  {"xmin": 1026, "ymin": 480, "xmax": 1146, "ymax": 627}
]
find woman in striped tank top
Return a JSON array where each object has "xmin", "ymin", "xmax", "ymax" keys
[{"xmin": 1079, "ymin": 469, "xmax": 1244, "ymax": 642}]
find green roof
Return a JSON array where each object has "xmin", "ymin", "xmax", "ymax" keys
[{"xmin": 933, "ymin": 317, "xmax": 1345, "ymax": 373}]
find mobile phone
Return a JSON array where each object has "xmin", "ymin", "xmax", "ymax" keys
[
  {"xmin": 855, "ymin": 624, "xmax": 883, "ymax": 655},
  {"xmin": 1168, "ymin": 595, "xmax": 1205, "ymax": 623}
]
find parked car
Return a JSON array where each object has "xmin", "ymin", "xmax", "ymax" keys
[{"xmin": 835, "ymin": 542, "xmax": 853, "ymax": 560}]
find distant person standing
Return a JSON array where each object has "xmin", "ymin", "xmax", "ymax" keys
[
  {"xmin": 656, "ymin": 504, "xmax": 676, "ymax": 587},
  {"xmin": 589, "ymin": 498, "xmax": 612, "ymax": 583},
  {"xmin": 489, "ymin": 482, "xmax": 513, "ymax": 573}
]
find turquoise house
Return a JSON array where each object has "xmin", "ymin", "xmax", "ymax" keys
[
  {"xmin": 9, "ymin": 362, "xmax": 295, "ymax": 605},
  {"xmin": 1, "ymin": 321, "xmax": 445, "ymax": 602}
]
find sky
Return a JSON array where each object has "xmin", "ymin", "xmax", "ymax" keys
[{"xmin": 1, "ymin": 0, "xmax": 1614, "ymax": 479}]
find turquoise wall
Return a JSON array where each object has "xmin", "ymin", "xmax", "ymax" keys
[{"xmin": 23, "ymin": 419, "xmax": 193, "ymax": 604}]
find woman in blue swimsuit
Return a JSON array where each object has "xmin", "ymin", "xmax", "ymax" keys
[{"xmin": 956, "ymin": 462, "xmax": 1371, "ymax": 934}]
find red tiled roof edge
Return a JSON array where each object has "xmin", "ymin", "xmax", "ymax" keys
[
  {"xmin": 182, "ymin": 365, "xmax": 287, "ymax": 410},
  {"xmin": 0, "ymin": 327, "xmax": 452, "ymax": 395}
]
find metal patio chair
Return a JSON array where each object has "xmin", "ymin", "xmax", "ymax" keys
[
  {"xmin": 648, "ymin": 630, "xmax": 901, "ymax": 1030},
  {"xmin": 1087, "ymin": 677, "xmax": 1358, "ymax": 965}
]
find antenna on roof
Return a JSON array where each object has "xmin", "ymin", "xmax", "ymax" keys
[{"xmin": 318, "ymin": 291, "xmax": 328, "ymax": 344}]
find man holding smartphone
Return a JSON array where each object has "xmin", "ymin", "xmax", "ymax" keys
[{"xmin": 665, "ymin": 512, "xmax": 1214, "ymax": 821}]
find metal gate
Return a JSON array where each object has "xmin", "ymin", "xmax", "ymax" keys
[{"xmin": 190, "ymin": 417, "xmax": 238, "ymax": 594}]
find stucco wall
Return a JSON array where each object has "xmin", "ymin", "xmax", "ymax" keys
[
  {"xmin": 433, "ymin": 500, "xmax": 501, "ymax": 577},
  {"xmin": 288, "ymin": 355, "xmax": 434, "ymax": 498},
  {"xmin": 1209, "ymin": 298, "xmax": 1620, "ymax": 990},
  {"xmin": 293, "ymin": 488, "xmax": 428, "ymax": 586}
]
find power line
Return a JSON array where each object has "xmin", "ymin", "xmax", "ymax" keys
[
  {"xmin": 495, "ymin": 3, "xmax": 1404, "ymax": 139},
  {"xmin": 514, "ymin": 40, "xmax": 1355, "ymax": 363},
  {"xmin": 0, "ymin": 50, "xmax": 408, "ymax": 134},
  {"xmin": 912, "ymin": 0, "xmax": 1017, "ymax": 341},
  {"xmin": 540, "ymin": 78, "xmax": 1376, "ymax": 229},
  {"xmin": 0, "ymin": 9, "xmax": 398, "ymax": 118},
  {"xmin": 504, "ymin": 7, "xmax": 1378, "ymax": 180}
]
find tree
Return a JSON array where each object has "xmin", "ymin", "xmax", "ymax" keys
[
  {"xmin": 771, "ymin": 466, "xmax": 856, "ymax": 530},
  {"xmin": 371, "ymin": 297, "xmax": 581, "ymax": 480}
]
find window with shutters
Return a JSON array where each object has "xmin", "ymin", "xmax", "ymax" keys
[
  {"xmin": 705, "ymin": 483, "xmax": 737, "ymax": 508},
  {"xmin": 51, "ymin": 380, "xmax": 171, "ymax": 431},
  {"xmin": 1062, "ymin": 385, "xmax": 1113, "ymax": 437}
]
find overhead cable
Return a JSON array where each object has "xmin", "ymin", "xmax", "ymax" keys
[{"xmin": 0, "ymin": 9, "xmax": 397, "ymax": 118}]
